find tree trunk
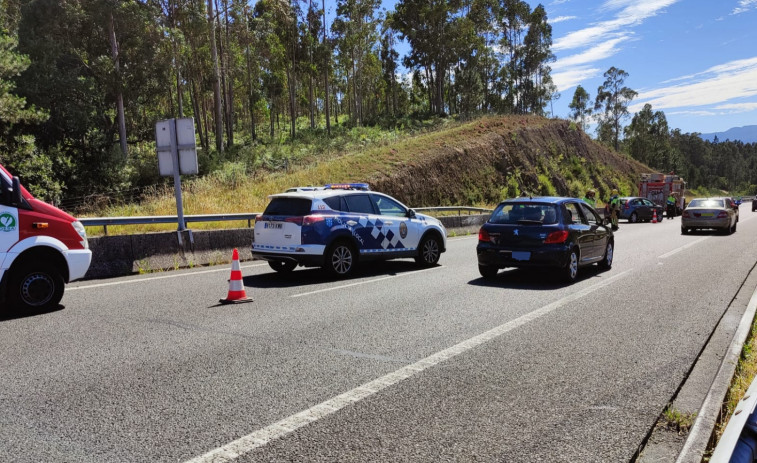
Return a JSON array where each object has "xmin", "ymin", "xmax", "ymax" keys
[
  {"xmin": 207, "ymin": 0, "xmax": 224, "ymax": 152},
  {"xmin": 322, "ymin": 0, "xmax": 330, "ymax": 136},
  {"xmin": 190, "ymin": 78, "xmax": 207, "ymax": 150},
  {"xmin": 108, "ymin": 12, "xmax": 128, "ymax": 158},
  {"xmin": 221, "ymin": 0, "xmax": 234, "ymax": 146}
]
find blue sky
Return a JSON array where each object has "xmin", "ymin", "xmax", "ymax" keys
[
  {"xmin": 546, "ymin": 0, "xmax": 757, "ymax": 135},
  {"xmin": 325, "ymin": 0, "xmax": 757, "ymax": 135}
]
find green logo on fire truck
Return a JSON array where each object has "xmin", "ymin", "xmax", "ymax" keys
[{"xmin": 0, "ymin": 212, "xmax": 17, "ymax": 232}]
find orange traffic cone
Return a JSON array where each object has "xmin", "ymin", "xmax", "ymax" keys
[
  {"xmin": 219, "ymin": 249, "xmax": 253, "ymax": 304},
  {"xmin": 652, "ymin": 209, "xmax": 658, "ymax": 223}
]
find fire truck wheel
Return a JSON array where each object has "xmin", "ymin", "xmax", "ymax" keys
[{"xmin": 8, "ymin": 262, "xmax": 65, "ymax": 312}]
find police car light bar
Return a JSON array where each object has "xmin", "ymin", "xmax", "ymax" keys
[{"xmin": 324, "ymin": 183, "xmax": 371, "ymax": 191}]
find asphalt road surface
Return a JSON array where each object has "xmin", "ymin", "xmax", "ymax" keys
[{"xmin": 2, "ymin": 206, "xmax": 757, "ymax": 462}]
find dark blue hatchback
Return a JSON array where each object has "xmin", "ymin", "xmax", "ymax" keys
[{"xmin": 476, "ymin": 197, "xmax": 614, "ymax": 282}]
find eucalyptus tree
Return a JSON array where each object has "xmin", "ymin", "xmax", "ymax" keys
[
  {"xmin": 497, "ymin": 0, "xmax": 530, "ymax": 113},
  {"xmin": 392, "ymin": 0, "xmax": 461, "ymax": 116},
  {"xmin": 332, "ymin": 0, "xmax": 381, "ymax": 126},
  {"xmin": 568, "ymin": 85, "xmax": 591, "ymax": 130},
  {"xmin": 624, "ymin": 103, "xmax": 671, "ymax": 168},
  {"xmin": 521, "ymin": 4, "xmax": 554, "ymax": 115},
  {"xmin": 594, "ymin": 66, "xmax": 637, "ymax": 151}
]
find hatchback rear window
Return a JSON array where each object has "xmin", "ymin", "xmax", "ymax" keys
[
  {"xmin": 263, "ymin": 198, "xmax": 313, "ymax": 216},
  {"xmin": 489, "ymin": 203, "xmax": 559, "ymax": 225},
  {"xmin": 688, "ymin": 199, "xmax": 723, "ymax": 208}
]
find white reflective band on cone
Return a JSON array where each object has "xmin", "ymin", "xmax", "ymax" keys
[{"xmin": 229, "ymin": 279, "xmax": 244, "ymax": 291}]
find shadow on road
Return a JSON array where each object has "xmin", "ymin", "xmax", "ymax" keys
[
  {"xmin": 468, "ymin": 265, "xmax": 610, "ymax": 290},
  {"xmin": 0, "ymin": 304, "xmax": 64, "ymax": 322},
  {"xmin": 243, "ymin": 260, "xmax": 438, "ymax": 289}
]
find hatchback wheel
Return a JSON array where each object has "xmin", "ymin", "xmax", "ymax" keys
[
  {"xmin": 325, "ymin": 241, "xmax": 356, "ymax": 277},
  {"xmin": 478, "ymin": 264, "xmax": 499, "ymax": 279},
  {"xmin": 269, "ymin": 260, "xmax": 297, "ymax": 273},
  {"xmin": 629, "ymin": 212, "xmax": 638, "ymax": 223},
  {"xmin": 415, "ymin": 234, "xmax": 441, "ymax": 266},
  {"xmin": 562, "ymin": 249, "xmax": 579, "ymax": 283},
  {"xmin": 681, "ymin": 227, "xmax": 689, "ymax": 235},
  {"xmin": 598, "ymin": 241, "xmax": 613, "ymax": 270}
]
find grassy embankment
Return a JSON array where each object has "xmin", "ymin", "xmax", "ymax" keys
[{"xmin": 83, "ymin": 115, "xmax": 649, "ymax": 236}]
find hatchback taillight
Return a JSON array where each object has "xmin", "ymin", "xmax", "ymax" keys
[
  {"xmin": 682, "ymin": 211, "xmax": 690, "ymax": 218},
  {"xmin": 717, "ymin": 211, "xmax": 728, "ymax": 218},
  {"xmin": 478, "ymin": 228, "xmax": 491, "ymax": 242},
  {"xmin": 544, "ymin": 230, "xmax": 569, "ymax": 244}
]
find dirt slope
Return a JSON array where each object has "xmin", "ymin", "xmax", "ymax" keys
[{"xmin": 368, "ymin": 116, "xmax": 650, "ymax": 207}]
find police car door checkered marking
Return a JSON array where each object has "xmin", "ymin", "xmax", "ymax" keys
[
  {"xmin": 358, "ymin": 216, "xmax": 368, "ymax": 227},
  {"xmin": 371, "ymin": 225, "xmax": 381, "ymax": 239}
]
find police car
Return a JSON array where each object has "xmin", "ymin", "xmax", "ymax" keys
[{"xmin": 252, "ymin": 183, "xmax": 447, "ymax": 277}]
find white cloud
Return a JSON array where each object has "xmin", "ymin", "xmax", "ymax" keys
[
  {"xmin": 667, "ymin": 110, "xmax": 719, "ymax": 117},
  {"xmin": 553, "ymin": 0, "xmax": 679, "ymax": 52},
  {"xmin": 630, "ymin": 56, "xmax": 757, "ymax": 112},
  {"xmin": 553, "ymin": 37, "xmax": 627, "ymax": 71},
  {"xmin": 732, "ymin": 0, "xmax": 757, "ymax": 14},
  {"xmin": 715, "ymin": 102, "xmax": 757, "ymax": 112},
  {"xmin": 551, "ymin": 15, "xmax": 577, "ymax": 23},
  {"xmin": 552, "ymin": 67, "xmax": 601, "ymax": 94}
]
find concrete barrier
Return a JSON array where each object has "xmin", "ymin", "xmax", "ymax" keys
[{"xmin": 83, "ymin": 214, "xmax": 490, "ymax": 280}]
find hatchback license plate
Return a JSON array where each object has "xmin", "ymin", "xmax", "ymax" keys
[{"xmin": 512, "ymin": 251, "xmax": 531, "ymax": 261}]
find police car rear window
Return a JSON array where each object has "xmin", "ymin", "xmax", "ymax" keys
[
  {"xmin": 489, "ymin": 203, "xmax": 559, "ymax": 225},
  {"xmin": 263, "ymin": 198, "xmax": 312, "ymax": 216}
]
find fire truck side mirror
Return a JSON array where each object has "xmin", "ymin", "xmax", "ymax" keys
[{"xmin": 11, "ymin": 176, "xmax": 23, "ymax": 206}]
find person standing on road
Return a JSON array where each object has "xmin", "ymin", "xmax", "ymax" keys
[
  {"xmin": 667, "ymin": 192, "xmax": 676, "ymax": 219},
  {"xmin": 583, "ymin": 189, "xmax": 597, "ymax": 208},
  {"xmin": 609, "ymin": 189, "xmax": 620, "ymax": 231}
]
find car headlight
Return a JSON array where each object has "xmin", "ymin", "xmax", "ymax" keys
[{"xmin": 72, "ymin": 220, "xmax": 89, "ymax": 249}]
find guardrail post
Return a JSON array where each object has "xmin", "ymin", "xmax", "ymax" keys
[{"xmin": 104, "ymin": 224, "xmax": 108, "ymax": 236}]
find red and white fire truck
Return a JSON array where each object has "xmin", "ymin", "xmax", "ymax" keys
[
  {"xmin": 0, "ymin": 164, "xmax": 91, "ymax": 312},
  {"xmin": 638, "ymin": 173, "xmax": 686, "ymax": 215}
]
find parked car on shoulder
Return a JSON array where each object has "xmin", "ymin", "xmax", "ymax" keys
[
  {"xmin": 752, "ymin": 196, "xmax": 757, "ymax": 212},
  {"xmin": 476, "ymin": 197, "xmax": 613, "ymax": 283},
  {"xmin": 681, "ymin": 198, "xmax": 738, "ymax": 235},
  {"xmin": 252, "ymin": 183, "xmax": 446, "ymax": 277},
  {"xmin": 618, "ymin": 196, "xmax": 665, "ymax": 223}
]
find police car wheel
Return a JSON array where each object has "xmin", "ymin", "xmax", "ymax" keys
[
  {"xmin": 268, "ymin": 260, "xmax": 297, "ymax": 273},
  {"xmin": 415, "ymin": 235, "xmax": 441, "ymax": 266},
  {"xmin": 9, "ymin": 262, "xmax": 65, "ymax": 312},
  {"xmin": 325, "ymin": 241, "xmax": 355, "ymax": 277}
]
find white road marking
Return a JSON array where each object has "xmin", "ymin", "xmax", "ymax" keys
[
  {"xmin": 658, "ymin": 236, "xmax": 710, "ymax": 259},
  {"xmin": 290, "ymin": 266, "xmax": 444, "ymax": 298},
  {"xmin": 185, "ymin": 269, "xmax": 631, "ymax": 463},
  {"xmin": 67, "ymin": 264, "xmax": 267, "ymax": 291}
]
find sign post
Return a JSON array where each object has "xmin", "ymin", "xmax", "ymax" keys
[{"xmin": 156, "ymin": 117, "xmax": 198, "ymax": 245}]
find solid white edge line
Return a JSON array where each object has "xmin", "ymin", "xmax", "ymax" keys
[
  {"xmin": 184, "ymin": 269, "xmax": 631, "ymax": 463},
  {"xmin": 676, "ymin": 277, "xmax": 757, "ymax": 462},
  {"xmin": 658, "ymin": 236, "xmax": 710, "ymax": 259},
  {"xmin": 66, "ymin": 264, "xmax": 267, "ymax": 291},
  {"xmin": 290, "ymin": 266, "xmax": 444, "ymax": 298}
]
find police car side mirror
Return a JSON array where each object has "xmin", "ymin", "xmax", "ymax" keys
[{"xmin": 406, "ymin": 208, "xmax": 416, "ymax": 218}]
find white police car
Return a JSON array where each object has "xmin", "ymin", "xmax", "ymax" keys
[{"xmin": 252, "ymin": 183, "xmax": 447, "ymax": 277}]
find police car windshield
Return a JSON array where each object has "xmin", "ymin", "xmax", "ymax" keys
[
  {"xmin": 263, "ymin": 198, "xmax": 312, "ymax": 216},
  {"xmin": 489, "ymin": 203, "xmax": 558, "ymax": 225}
]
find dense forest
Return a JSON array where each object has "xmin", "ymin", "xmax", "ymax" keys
[{"xmin": 0, "ymin": 0, "xmax": 756, "ymax": 212}]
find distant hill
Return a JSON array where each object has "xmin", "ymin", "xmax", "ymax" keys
[{"xmin": 700, "ymin": 125, "xmax": 757, "ymax": 143}]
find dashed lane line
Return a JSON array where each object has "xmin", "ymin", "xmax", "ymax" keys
[
  {"xmin": 66, "ymin": 264, "xmax": 267, "ymax": 291},
  {"xmin": 184, "ymin": 269, "xmax": 631, "ymax": 463},
  {"xmin": 658, "ymin": 236, "xmax": 710, "ymax": 259},
  {"xmin": 290, "ymin": 266, "xmax": 444, "ymax": 298}
]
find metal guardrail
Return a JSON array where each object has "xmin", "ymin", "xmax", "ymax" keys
[
  {"xmin": 80, "ymin": 213, "xmax": 260, "ymax": 235},
  {"xmin": 79, "ymin": 207, "xmax": 493, "ymax": 235},
  {"xmin": 710, "ymin": 374, "xmax": 757, "ymax": 462}
]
